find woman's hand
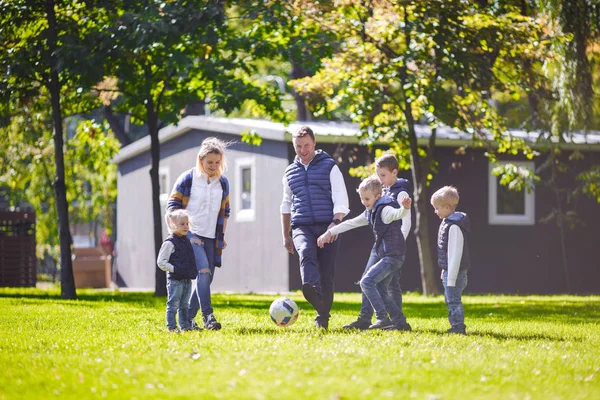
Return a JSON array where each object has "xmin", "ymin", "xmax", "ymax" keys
[{"xmin": 222, "ymin": 239, "xmax": 227, "ymax": 249}]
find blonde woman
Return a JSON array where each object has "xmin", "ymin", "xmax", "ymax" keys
[{"xmin": 167, "ymin": 137, "xmax": 231, "ymax": 330}]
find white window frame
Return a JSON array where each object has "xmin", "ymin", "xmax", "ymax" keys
[
  {"xmin": 488, "ymin": 161, "xmax": 535, "ymax": 225},
  {"xmin": 159, "ymin": 167, "xmax": 170, "ymax": 205},
  {"xmin": 235, "ymin": 157, "xmax": 256, "ymax": 222}
]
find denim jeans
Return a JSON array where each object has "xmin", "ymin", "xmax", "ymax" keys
[
  {"xmin": 442, "ymin": 269, "xmax": 468, "ymax": 330},
  {"xmin": 187, "ymin": 233, "xmax": 216, "ymax": 323},
  {"xmin": 359, "ymin": 252, "xmax": 405, "ymax": 322},
  {"xmin": 166, "ymin": 278, "xmax": 192, "ymax": 330},
  {"xmin": 292, "ymin": 223, "xmax": 339, "ymax": 320},
  {"xmin": 358, "ymin": 248, "xmax": 407, "ymax": 324}
]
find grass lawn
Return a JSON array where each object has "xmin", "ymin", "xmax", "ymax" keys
[{"xmin": 0, "ymin": 289, "xmax": 599, "ymax": 400}]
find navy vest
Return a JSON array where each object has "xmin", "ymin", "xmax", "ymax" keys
[
  {"xmin": 368, "ymin": 195, "xmax": 406, "ymax": 257},
  {"xmin": 384, "ymin": 178, "xmax": 412, "ymax": 229},
  {"xmin": 437, "ymin": 212, "xmax": 471, "ymax": 271},
  {"xmin": 165, "ymin": 234, "xmax": 197, "ymax": 280},
  {"xmin": 285, "ymin": 150, "xmax": 336, "ymax": 226}
]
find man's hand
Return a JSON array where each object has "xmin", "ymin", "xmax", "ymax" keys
[
  {"xmin": 283, "ymin": 235, "xmax": 295, "ymax": 254},
  {"xmin": 401, "ymin": 196, "xmax": 412, "ymax": 209}
]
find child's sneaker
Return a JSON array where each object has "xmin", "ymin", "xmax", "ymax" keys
[
  {"xmin": 203, "ymin": 313, "xmax": 222, "ymax": 330},
  {"xmin": 168, "ymin": 328, "xmax": 180, "ymax": 333},
  {"xmin": 369, "ymin": 318, "xmax": 394, "ymax": 330},
  {"xmin": 447, "ymin": 327, "xmax": 467, "ymax": 335},
  {"xmin": 188, "ymin": 320, "xmax": 203, "ymax": 331},
  {"xmin": 386, "ymin": 321, "xmax": 412, "ymax": 332},
  {"xmin": 343, "ymin": 319, "xmax": 371, "ymax": 330}
]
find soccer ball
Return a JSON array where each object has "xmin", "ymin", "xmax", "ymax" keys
[{"xmin": 269, "ymin": 297, "xmax": 299, "ymax": 327}]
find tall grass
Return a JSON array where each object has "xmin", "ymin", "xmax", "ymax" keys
[{"xmin": 0, "ymin": 288, "xmax": 598, "ymax": 399}]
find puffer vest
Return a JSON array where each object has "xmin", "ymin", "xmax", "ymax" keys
[
  {"xmin": 368, "ymin": 195, "xmax": 406, "ymax": 257},
  {"xmin": 165, "ymin": 234, "xmax": 197, "ymax": 280},
  {"xmin": 437, "ymin": 212, "xmax": 471, "ymax": 271},
  {"xmin": 384, "ymin": 178, "xmax": 412, "ymax": 228},
  {"xmin": 285, "ymin": 150, "xmax": 336, "ymax": 227}
]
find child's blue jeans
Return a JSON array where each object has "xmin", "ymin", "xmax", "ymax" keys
[
  {"xmin": 442, "ymin": 269, "xmax": 468, "ymax": 330},
  {"xmin": 166, "ymin": 277, "xmax": 192, "ymax": 330},
  {"xmin": 359, "ymin": 251, "xmax": 405, "ymax": 322}
]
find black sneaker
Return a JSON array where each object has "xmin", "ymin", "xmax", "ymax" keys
[
  {"xmin": 447, "ymin": 327, "xmax": 467, "ymax": 335},
  {"xmin": 203, "ymin": 313, "xmax": 222, "ymax": 330},
  {"xmin": 386, "ymin": 321, "xmax": 412, "ymax": 332},
  {"xmin": 369, "ymin": 318, "xmax": 394, "ymax": 330},
  {"xmin": 302, "ymin": 283, "xmax": 325, "ymax": 315},
  {"xmin": 187, "ymin": 320, "xmax": 203, "ymax": 331},
  {"xmin": 314, "ymin": 317, "xmax": 329, "ymax": 330},
  {"xmin": 343, "ymin": 319, "xmax": 371, "ymax": 330}
]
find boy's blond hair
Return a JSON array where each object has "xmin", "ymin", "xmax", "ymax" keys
[
  {"xmin": 165, "ymin": 209, "xmax": 189, "ymax": 234},
  {"xmin": 430, "ymin": 186, "xmax": 460, "ymax": 209},
  {"xmin": 375, "ymin": 150, "xmax": 399, "ymax": 172},
  {"xmin": 196, "ymin": 137, "xmax": 230, "ymax": 177},
  {"xmin": 357, "ymin": 175, "xmax": 383, "ymax": 195}
]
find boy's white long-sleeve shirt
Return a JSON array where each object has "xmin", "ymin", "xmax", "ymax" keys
[
  {"xmin": 328, "ymin": 205, "xmax": 410, "ymax": 236},
  {"xmin": 156, "ymin": 241, "xmax": 176, "ymax": 273},
  {"xmin": 446, "ymin": 224, "xmax": 464, "ymax": 287}
]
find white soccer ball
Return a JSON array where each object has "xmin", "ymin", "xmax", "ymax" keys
[{"xmin": 269, "ymin": 297, "xmax": 299, "ymax": 327}]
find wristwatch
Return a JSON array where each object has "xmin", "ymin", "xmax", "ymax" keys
[{"xmin": 331, "ymin": 218, "xmax": 342, "ymax": 225}]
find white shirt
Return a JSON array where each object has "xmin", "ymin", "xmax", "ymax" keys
[
  {"xmin": 447, "ymin": 225, "xmax": 464, "ymax": 286},
  {"xmin": 394, "ymin": 191, "xmax": 412, "ymax": 240},
  {"xmin": 156, "ymin": 241, "xmax": 176, "ymax": 273},
  {"xmin": 185, "ymin": 169, "xmax": 222, "ymax": 238},
  {"xmin": 280, "ymin": 158, "xmax": 350, "ymax": 216},
  {"xmin": 328, "ymin": 205, "xmax": 410, "ymax": 236}
]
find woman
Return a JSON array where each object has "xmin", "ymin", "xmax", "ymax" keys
[{"xmin": 167, "ymin": 137, "xmax": 230, "ymax": 330}]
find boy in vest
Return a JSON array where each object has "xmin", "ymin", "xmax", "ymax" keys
[
  {"xmin": 318, "ymin": 175, "xmax": 412, "ymax": 329},
  {"xmin": 431, "ymin": 186, "xmax": 471, "ymax": 335},
  {"xmin": 344, "ymin": 151, "xmax": 413, "ymax": 331},
  {"xmin": 157, "ymin": 210, "xmax": 198, "ymax": 332}
]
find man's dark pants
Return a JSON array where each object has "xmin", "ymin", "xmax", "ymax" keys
[{"xmin": 292, "ymin": 222, "xmax": 339, "ymax": 323}]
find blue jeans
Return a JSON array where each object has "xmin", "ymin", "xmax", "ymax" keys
[
  {"xmin": 442, "ymin": 269, "xmax": 468, "ymax": 330},
  {"xmin": 358, "ymin": 248, "xmax": 407, "ymax": 324},
  {"xmin": 292, "ymin": 223, "xmax": 339, "ymax": 320},
  {"xmin": 359, "ymin": 252, "xmax": 405, "ymax": 322},
  {"xmin": 166, "ymin": 278, "xmax": 192, "ymax": 330},
  {"xmin": 187, "ymin": 233, "xmax": 216, "ymax": 323}
]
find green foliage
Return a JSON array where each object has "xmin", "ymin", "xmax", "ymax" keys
[
  {"xmin": 1, "ymin": 290, "xmax": 600, "ymax": 399},
  {"xmin": 577, "ymin": 165, "xmax": 600, "ymax": 202},
  {"xmin": 240, "ymin": 129, "xmax": 263, "ymax": 146},
  {"xmin": 491, "ymin": 163, "xmax": 540, "ymax": 193}
]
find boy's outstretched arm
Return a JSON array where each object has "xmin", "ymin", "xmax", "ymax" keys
[
  {"xmin": 446, "ymin": 225, "xmax": 464, "ymax": 286},
  {"xmin": 317, "ymin": 214, "xmax": 368, "ymax": 248}
]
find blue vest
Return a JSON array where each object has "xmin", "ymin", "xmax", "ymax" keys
[
  {"xmin": 368, "ymin": 195, "xmax": 406, "ymax": 257},
  {"xmin": 285, "ymin": 150, "xmax": 336, "ymax": 226},
  {"xmin": 437, "ymin": 212, "xmax": 471, "ymax": 271},
  {"xmin": 165, "ymin": 234, "xmax": 197, "ymax": 280}
]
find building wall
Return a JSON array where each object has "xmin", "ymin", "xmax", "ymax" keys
[
  {"xmin": 288, "ymin": 143, "xmax": 600, "ymax": 294},
  {"xmin": 116, "ymin": 129, "xmax": 290, "ymax": 292}
]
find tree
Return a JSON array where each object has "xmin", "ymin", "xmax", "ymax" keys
[
  {"xmin": 291, "ymin": 0, "xmax": 543, "ymax": 295},
  {"xmin": 0, "ymin": 1, "xmax": 111, "ymax": 299},
  {"xmin": 100, "ymin": 1, "xmax": 286, "ymax": 295}
]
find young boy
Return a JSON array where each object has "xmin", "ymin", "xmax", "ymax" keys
[
  {"xmin": 318, "ymin": 175, "xmax": 412, "ymax": 330},
  {"xmin": 344, "ymin": 151, "xmax": 413, "ymax": 331},
  {"xmin": 430, "ymin": 186, "xmax": 471, "ymax": 335},
  {"xmin": 157, "ymin": 210, "xmax": 198, "ymax": 332}
]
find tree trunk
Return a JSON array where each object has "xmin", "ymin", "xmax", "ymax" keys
[
  {"xmin": 102, "ymin": 106, "xmax": 131, "ymax": 146},
  {"xmin": 291, "ymin": 62, "xmax": 311, "ymax": 122},
  {"xmin": 46, "ymin": 0, "xmax": 76, "ymax": 299},
  {"xmin": 146, "ymin": 99, "xmax": 166, "ymax": 296}
]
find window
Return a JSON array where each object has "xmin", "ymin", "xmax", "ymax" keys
[
  {"xmin": 159, "ymin": 167, "xmax": 170, "ymax": 204},
  {"xmin": 488, "ymin": 161, "xmax": 535, "ymax": 225},
  {"xmin": 236, "ymin": 158, "xmax": 255, "ymax": 222}
]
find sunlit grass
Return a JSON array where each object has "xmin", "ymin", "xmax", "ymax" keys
[{"xmin": 0, "ymin": 288, "xmax": 599, "ymax": 399}]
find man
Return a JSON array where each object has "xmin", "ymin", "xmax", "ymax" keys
[{"xmin": 281, "ymin": 126, "xmax": 349, "ymax": 329}]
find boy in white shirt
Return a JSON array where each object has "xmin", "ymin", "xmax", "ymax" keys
[
  {"xmin": 431, "ymin": 186, "xmax": 471, "ymax": 335},
  {"xmin": 318, "ymin": 175, "xmax": 412, "ymax": 329}
]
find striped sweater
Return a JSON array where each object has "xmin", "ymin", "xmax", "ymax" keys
[{"xmin": 167, "ymin": 168, "xmax": 230, "ymax": 267}]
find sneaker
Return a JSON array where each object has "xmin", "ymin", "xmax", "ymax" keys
[
  {"xmin": 386, "ymin": 321, "xmax": 412, "ymax": 332},
  {"xmin": 186, "ymin": 320, "xmax": 203, "ymax": 331},
  {"xmin": 447, "ymin": 327, "xmax": 467, "ymax": 335},
  {"xmin": 203, "ymin": 313, "xmax": 222, "ymax": 330},
  {"xmin": 315, "ymin": 317, "xmax": 329, "ymax": 330},
  {"xmin": 302, "ymin": 283, "xmax": 325, "ymax": 315},
  {"xmin": 168, "ymin": 328, "xmax": 180, "ymax": 333},
  {"xmin": 343, "ymin": 319, "xmax": 371, "ymax": 330},
  {"xmin": 369, "ymin": 318, "xmax": 394, "ymax": 330}
]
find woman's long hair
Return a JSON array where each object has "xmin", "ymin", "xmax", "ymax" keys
[{"xmin": 196, "ymin": 137, "xmax": 231, "ymax": 177}]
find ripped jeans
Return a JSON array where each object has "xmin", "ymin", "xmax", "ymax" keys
[{"xmin": 187, "ymin": 233, "xmax": 216, "ymax": 323}]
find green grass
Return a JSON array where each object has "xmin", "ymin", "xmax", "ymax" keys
[{"xmin": 1, "ymin": 289, "xmax": 599, "ymax": 399}]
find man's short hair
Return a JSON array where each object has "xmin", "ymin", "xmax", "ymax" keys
[
  {"xmin": 431, "ymin": 186, "xmax": 460, "ymax": 208},
  {"xmin": 375, "ymin": 151, "xmax": 399, "ymax": 172},
  {"xmin": 358, "ymin": 175, "xmax": 383, "ymax": 195},
  {"xmin": 293, "ymin": 126, "xmax": 315, "ymax": 141}
]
